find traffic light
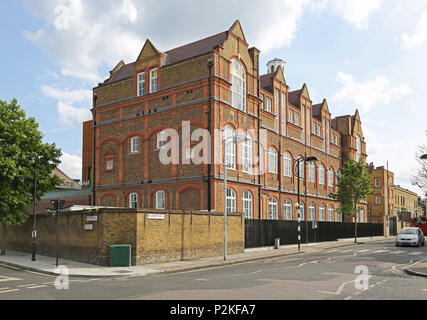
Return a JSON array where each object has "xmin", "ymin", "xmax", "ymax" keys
[{"xmin": 51, "ymin": 200, "xmax": 66, "ymax": 211}]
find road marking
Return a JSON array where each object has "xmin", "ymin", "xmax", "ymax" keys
[
  {"xmin": 17, "ymin": 284, "xmax": 38, "ymax": 288},
  {"xmin": 0, "ymin": 289, "xmax": 19, "ymax": 294},
  {"xmin": 327, "ymin": 250, "xmax": 341, "ymax": 253},
  {"xmin": 408, "ymin": 252, "xmax": 423, "ymax": 256},
  {"xmin": 0, "ymin": 276, "xmax": 22, "ymax": 282},
  {"xmin": 26, "ymin": 285, "xmax": 47, "ymax": 289},
  {"xmin": 390, "ymin": 251, "xmax": 405, "ymax": 254},
  {"xmin": 357, "ymin": 249, "xmax": 371, "ymax": 253},
  {"xmin": 372, "ymin": 250, "xmax": 389, "ymax": 253},
  {"xmin": 344, "ymin": 297, "xmax": 352, "ymax": 300}
]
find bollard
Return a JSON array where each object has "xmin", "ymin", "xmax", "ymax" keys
[{"xmin": 274, "ymin": 238, "xmax": 280, "ymax": 249}]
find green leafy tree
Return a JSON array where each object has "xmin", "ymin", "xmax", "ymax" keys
[
  {"xmin": 329, "ymin": 158, "xmax": 373, "ymax": 243},
  {"xmin": 0, "ymin": 99, "xmax": 62, "ymax": 255}
]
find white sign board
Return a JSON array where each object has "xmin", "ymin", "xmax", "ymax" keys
[
  {"xmin": 84, "ymin": 224, "xmax": 93, "ymax": 231},
  {"xmin": 148, "ymin": 214, "xmax": 165, "ymax": 220},
  {"xmin": 86, "ymin": 216, "xmax": 98, "ymax": 222}
]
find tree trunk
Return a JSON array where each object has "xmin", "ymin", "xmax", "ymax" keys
[
  {"xmin": 354, "ymin": 220, "xmax": 358, "ymax": 244},
  {"xmin": 1, "ymin": 223, "xmax": 6, "ymax": 255}
]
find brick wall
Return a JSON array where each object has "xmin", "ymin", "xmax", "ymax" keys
[{"xmin": 0, "ymin": 209, "xmax": 244, "ymax": 266}]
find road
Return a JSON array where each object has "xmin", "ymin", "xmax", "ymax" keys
[{"xmin": 0, "ymin": 240, "xmax": 426, "ymax": 300}]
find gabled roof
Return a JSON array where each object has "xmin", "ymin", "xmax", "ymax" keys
[
  {"xmin": 260, "ymin": 72, "xmax": 274, "ymax": 93},
  {"xmin": 106, "ymin": 62, "xmax": 135, "ymax": 84},
  {"xmin": 164, "ymin": 31, "xmax": 228, "ymax": 66},
  {"xmin": 288, "ymin": 89, "xmax": 302, "ymax": 107}
]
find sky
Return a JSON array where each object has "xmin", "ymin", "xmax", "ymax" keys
[{"xmin": 1, "ymin": 0, "xmax": 426, "ymax": 195}]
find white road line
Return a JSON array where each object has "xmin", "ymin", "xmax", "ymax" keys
[
  {"xmin": 408, "ymin": 252, "xmax": 423, "ymax": 256},
  {"xmin": 390, "ymin": 251, "xmax": 406, "ymax": 254},
  {"xmin": 327, "ymin": 250, "xmax": 341, "ymax": 253},
  {"xmin": 0, "ymin": 289, "xmax": 19, "ymax": 294},
  {"xmin": 26, "ymin": 285, "xmax": 47, "ymax": 289},
  {"xmin": 0, "ymin": 276, "xmax": 22, "ymax": 282},
  {"xmin": 372, "ymin": 250, "xmax": 389, "ymax": 253},
  {"xmin": 17, "ymin": 284, "xmax": 38, "ymax": 288},
  {"xmin": 357, "ymin": 249, "xmax": 371, "ymax": 253}
]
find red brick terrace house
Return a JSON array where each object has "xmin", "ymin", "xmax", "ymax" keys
[{"xmin": 82, "ymin": 20, "xmax": 368, "ymax": 222}]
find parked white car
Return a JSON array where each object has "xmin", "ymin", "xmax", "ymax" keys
[{"xmin": 396, "ymin": 227, "xmax": 425, "ymax": 247}]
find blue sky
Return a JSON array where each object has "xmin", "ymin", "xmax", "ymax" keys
[{"xmin": 1, "ymin": 0, "xmax": 426, "ymax": 195}]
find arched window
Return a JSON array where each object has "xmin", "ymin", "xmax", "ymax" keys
[
  {"xmin": 329, "ymin": 206, "xmax": 335, "ymax": 222},
  {"xmin": 308, "ymin": 162, "xmax": 315, "ymax": 182},
  {"xmin": 328, "ymin": 168, "xmax": 334, "ymax": 187},
  {"xmin": 297, "ymin": 157, "xmax": 304, "ymax": 179},
  {"xmin": 283, "ymin": 152, "xmax": 292, "ymax": 177},
  {"xmin": 319, "ymin": 204, "xmax": 325, "ymax": 221},
  {"xmin": 269, "ymin": 198, "xmax": 278, "ymax": 220},
  {"xmin": 155, "ymin": 190, "xmax": 165, "ymax": 210},
  {"xmin": 360, "ymin": 208, "xmax": 365, "ymax": 223},
  {"xmin": 268, "ymin": 147, "xmax": 278, "ymax": 174},
  {"xmin": 242, "ymin": 138, "xmax": 252, "ymax": 173},
  {"xmin": 131, "ymin": 136, "xmax": 139, "ymax": 154},
  {"xmin": 230, "ymin": 59, "xmax": 246, "ymax": 111},
  {"xmin": 356, "ymin": 136, "xmax": 361, "ymax": 161},
  {"xmin": 226, "ymin": 188, "xmax": 236, "ymax": 213},
  {"xmin": 284, "ymin": 199, "xmax": 293, "ymax": 220},
  {"xmin": 243, "ymin": 191, "xmax": 253, "ymax": 219},
  {"xmin": 129, "ymin": 193, "xmax": 138, "ymax": 209},
  {"xmin": 224, "ymin": 126, "xmax": 236, "ymax": 169},
  {"xmin": 319, "ymin": 164, "xmax": 325, "ymax": 185},
  {"xmin": 309, "ymin": 203, "xmax": 316, "ymax": 221},
  {"xmin": 337, "ymin": 207, "xmax": 343, "ymax": 222},
  {"xmin": 299, "ymin": 201, "xmax": 305, "ymax": 221}
]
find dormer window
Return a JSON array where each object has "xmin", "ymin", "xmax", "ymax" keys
[
  {"xmin": 150, "ymin": 68, "xmax": 158, "ymax": 93},
  {"xmin": 137, "ymin": 72, "xmax": 145, "ymax": 96},
  {"xmin": 230, "ymin": 59, "xmax": 246, "ymax": 111}
]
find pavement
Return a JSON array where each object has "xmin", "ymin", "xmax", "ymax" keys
[
  {"xmin": 0, "ymin": 236, "xmax": 391, "ymax": 278},
  {"xmin": 404, "ymin": 258, "xmax": 427, "ymax": 277}
]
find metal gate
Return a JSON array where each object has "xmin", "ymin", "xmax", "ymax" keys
[{"xmin": 389, "ymin": 217, "xmax": 397, "ymax": 236}]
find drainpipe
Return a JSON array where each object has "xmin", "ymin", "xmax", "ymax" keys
[
  {"xmin": 257, "ymin": 78, "xmax": 261, "ymax": 219},
  {"xmin": 92, "ymin": 93, "xmax": 98, "ymax": 206},
  {"xmin": 207, "ymin": 59, "xmax": 213, "ymax": 212}
]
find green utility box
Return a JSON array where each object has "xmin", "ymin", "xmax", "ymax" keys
[{"xmin": 109, "ymin": 244, "xmax": 131, "ymax": 267}]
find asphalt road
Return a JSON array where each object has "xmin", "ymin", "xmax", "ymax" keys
[{"xmin": 0, "ymin": 240, "xmax": 426, "ymax": 300}]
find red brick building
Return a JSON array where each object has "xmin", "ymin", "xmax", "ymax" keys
[{"xmin": 83, "ymin": 20, "xmax": 368, "ymax": 222}]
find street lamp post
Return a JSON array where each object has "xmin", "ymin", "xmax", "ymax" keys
[
  {"xmin": 293, "ymin": 156, "xmax": 318, "ymax": 251},
  {"xmin": 222, "ymin": 131, "xmax": 249, "ymax": 261},
  {"xmin": 29, "ymin": 156, "xmax": 37, "ymax": 262}
]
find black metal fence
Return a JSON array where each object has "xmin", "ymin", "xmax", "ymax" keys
[{"xmin": 245, "ymin": 219, "xmax": 384, "ymax": 249}]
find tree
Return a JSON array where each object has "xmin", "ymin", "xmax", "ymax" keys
[
  {"xmin": 0, "ymin": 99, "xmax": 62, "ymax": 255},
  {"xmin": 329, "ymin": 158, "xmax": 373, "ymax": 243},
  {"xmin": 412, "ymin": 141, "xmax": 427, "ymax": 194}
]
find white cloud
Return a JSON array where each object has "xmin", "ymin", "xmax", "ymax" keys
[
  {"xmin": 59, "ymin": 152, "xmax": 82, "ymax": 180},
  {"xmin": 401, "ymin": 11, "xmax": 427, "ymax": 49},
  {"xmin": 57, "ymin": 101, "xmax": 91, "ymax": 127},
  {"xmin": 331, "ymin": 72, "xmax": 412, "ymax": 111},
  {"xmin": 310, "ymin": 0, "xmax": 382, "ymax": 29},
  {"xmin": 42, "ymin": 85, "xmax": 91, "ymax": 104}
]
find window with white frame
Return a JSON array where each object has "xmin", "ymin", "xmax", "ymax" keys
[
  {"xmin": 243, "ymin": 191, "xmax": 253, "ymax": 219},
  {"xmin": 260, "ymin": 93, "xmax": 264, "ymax": 109},
  {"xmin": 294, "ymin": 112, "xmax": 299, "ymax": 126},
  {"xmin": 297, "ymin": 157, "xmax": 304, "ymax": 179},
  {"xmin": 319, "ymin": 164, "xmax": 325, "ymax": 185},
  {"xmin": 224, "ymin": 126, "xmax": 236, "ymax": 169},
  {"xmin": 308, "ymin": 162, "xmax": 315, "ymax": 182},
  {"xmin": 137, "ymin": 72, "xmax": 145, "ymax": 96},
  {"xmin": 309, "ymin": 203, "xmax": 316, "ymax": 221},
  {"xmin": 150, "ymin": 68, "xmax": 158, "ymax": 93},
  {"xmin": 319, "ymin": 204, "xmax": 325, "ymax": 221},
  {"xmin": 289, "ymin": 109, "xmax": 294, "ymax": 124},
  {"xmin": 375, "ymin": 178, "xmax": 381, "ymax": 188},
  {"xmin": 266, "ymin": 97, "xmax": 272, "ymax": 112},
  {"xmin": 129, "ymin": 193, "xmax": 138, "ymax": 209},
  {"xmin": 375, "ymin": 195, "xmax": 381, "ymax": 205},
  {"xmin": 131, "ymin": 137, "xmax": 139, "ymax": 154},
  {"xmin": 269, "ymin": 198, "xmax": 278, "ymax": 220},
  {"xmin": 360, "ymin": 208, "xmax": 365, "ymax": 223},
  {"xmin": 268, "ymin": 147, "xmax": 278, "ymax": 174},
  {"xmin": 226, "ymin": 188, "xmax": 236, "ymax": 213},
  {"xmin": 283, "ymin": 152, "xmax": 292, "ymax": 177},
  {"xmin": 284, "ymin": 199, "xmax": 293, "ymax": 220},
  {"xmin": 336, "ymin": 170, "xmax": 341, "ymax": 183},
  {"xmin": 230, "ymin": 59, "xmax": 246, "ymax": 111},
  {"xmin": 275, "ymin": 89, "xmax": 279, "ymax": 114},
  {"xmin": 329, "ymin": 206, "xmax": 334, "ymax": 222},
  {"xmin": 337, "ymin": 207, "xmax": 342, "ymax": 222},
  {"xmin": 242, "ymin": 137, "xmax": 252, "ymax": 173},
  {"xmin": 157, "ymin": 131, "xmax": 167, "ymax": 149},
  {"xmin": 329, "ymin": 168, "xmax": 334, "ymax": 187},
  {"xmin": 356, "ymin": 135, "xmax": 361, "ymax": 161},
  {"xmin": 155, "ymin": 190, "xmax": 165, "ymax": 210},
  {"xmin": 299, "ymin": 201, "xmax": 305, "ymax": 220},
  {"xmin": 281, "ymin": 92, "xmax": 286, "ymax": 135}
]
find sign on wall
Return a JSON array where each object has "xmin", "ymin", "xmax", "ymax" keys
[
  {"xmin": 86, "ymin": 216, "xmax": 98, "ymax": 222},
  {"xmin": 147, "ymin": 214, "xmax": 165, "ymax": 220}
]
